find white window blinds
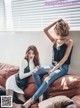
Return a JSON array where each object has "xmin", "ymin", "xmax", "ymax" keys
[
  {"xmin": 0, "ymin": 0, "xmax": 5, "ymax": 30},
  {"xmin": 11, "ymin": 0, "xmax": 80, "ymax": 31}
]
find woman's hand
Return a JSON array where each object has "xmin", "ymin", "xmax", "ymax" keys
[
  {"xmin": 44, "ymin": 19, "xmax": 63, "ymax": 43},
  {"xmin": 32, "ymin": 66, "xmax": 39, "ymax": 73}
]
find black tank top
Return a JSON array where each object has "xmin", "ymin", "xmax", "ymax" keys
[{"xmin": 52, "ymin": 43, "xmax": 73, "ymax": 65}]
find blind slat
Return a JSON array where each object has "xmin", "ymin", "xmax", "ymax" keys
[
  {"xmin": 0, "ymin": 0, "xmax": 5, "ymax": 30},
  {"xmin": 11, "ymin": 0, "xmax": 80, "ymax": 30}
]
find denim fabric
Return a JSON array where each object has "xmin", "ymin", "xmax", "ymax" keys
[{"xmin": 32, "ymin": 64, "xmax": 69, "ymax": 101}]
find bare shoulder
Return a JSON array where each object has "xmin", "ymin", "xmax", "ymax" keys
[
  {"xmin": 53, "ymin": 38, "xmax": 58, "ymax": 44},
  {"xmin": 66, "ymin": 39, "xmax": 73, "ymax": 46}
]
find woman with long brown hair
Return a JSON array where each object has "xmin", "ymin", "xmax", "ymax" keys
[{"xmin": 6, "ymin": 45, "xmax": 40, "ymax": 107}]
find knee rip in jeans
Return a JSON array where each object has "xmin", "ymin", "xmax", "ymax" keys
[{"xmin": 44, "ymin": 77, "xmax": 50, "ymax": 84}]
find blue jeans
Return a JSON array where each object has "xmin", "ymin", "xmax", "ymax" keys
[{"xmin": 32, "ymin": 64, "xmax": 69, "ymax": 101}]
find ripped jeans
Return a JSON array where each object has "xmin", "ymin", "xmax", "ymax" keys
[{"xmin": 32, "ymin": 64, "xmax": 69, "ymax": 101}]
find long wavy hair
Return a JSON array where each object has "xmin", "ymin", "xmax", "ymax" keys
[{"xmin": 24, "ymin": 45, "xmax": 40, "ymax": 66}]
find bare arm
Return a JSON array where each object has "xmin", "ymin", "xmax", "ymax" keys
[
  {"xmin": 19, "ymin": 59, "xmax": 33, "ymax": 79},
  {"xmin": 49, "ymin": 39, "xmax": 73, "ymax": 73},
  {"xmin": 44, "ymin": 19, "xmax": 62, "ymax": 43}
]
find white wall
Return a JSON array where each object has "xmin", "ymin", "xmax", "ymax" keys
[{"xmin": 0, "ymin": 31, "xmax": 80, "ymax": 74}]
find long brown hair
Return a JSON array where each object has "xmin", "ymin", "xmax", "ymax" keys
[{"xmin": 24, "ymin": 45, "xmax": 40, "ymax": 66}]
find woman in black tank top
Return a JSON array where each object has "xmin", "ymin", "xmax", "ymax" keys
[
  {"xmin": 52, "ymin": 39, "xmax": 73, "ymax": 65},
  {"xmin": 21, "ymin": 19, "xmax": 74, "ymax": 108}
]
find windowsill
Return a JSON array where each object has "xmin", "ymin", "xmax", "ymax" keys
[{"xmin": 0, "ymin": 28, "xmax": 80, "ymax": 32}]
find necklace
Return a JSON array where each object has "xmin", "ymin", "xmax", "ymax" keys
[{"xmin": 56, "ymin": 44, "xmax": 60, "ymax": 50}]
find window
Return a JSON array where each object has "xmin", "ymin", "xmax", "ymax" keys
[
  {"xmin": 0, "ymin": 0, "xmax": 5, "ymax": 31},
  {"xmin": 1, "ymin": 0, "xmax": 80, "ymax": 31},
  {"xmin": 11, "ymin": 0, "xmax": 80, "ymax": 31}
]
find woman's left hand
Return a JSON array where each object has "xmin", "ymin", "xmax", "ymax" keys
[{"xmin": 32, "ymin": 66, "xmax": 39, "ymax": 73}]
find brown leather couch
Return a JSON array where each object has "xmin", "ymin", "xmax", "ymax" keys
[{"xmin": 0, "ymin": 62, "xmax": 80, "ymax": 108}]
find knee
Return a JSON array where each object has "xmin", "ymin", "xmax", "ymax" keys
[
  {"xmin": 32, "ymin": 72, "xmax": 37, "ymax": 76},
  {"xmin": 44, "ymin": 77, "xmax": 50, "ymax": 84},
  {"xmin": 32, "ymin": 67, "xmax": 43, "ymax": 75},
  {"xmin": 37, "ymin": 67, "xmax": 45, "ymax": 72},
  {"xmin": 32, "ymin": 71, "xmax": 39, "ymax": 77}
]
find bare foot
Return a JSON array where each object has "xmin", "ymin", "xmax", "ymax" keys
[
  {"xmin": 22, "ymin": 98, "xmax": 34, "ymax": 108},
  {"xmin": 39, "ymin": 95, "xmax": 43, "ymax": 102}
]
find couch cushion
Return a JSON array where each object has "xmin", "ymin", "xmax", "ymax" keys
[
  {"xmin": 42, "ymin": 74, "xmax": 80, "ymax": 92},
  {"xmin": 47, "ymin": 87, "xmax": 80, "ymax": 98},
  {"xmin": 71, "ymin": 95, "xmax": 80, "ymax": 108},
  {"xmin": 0, "ymin": 76, "xmax": 6, "ymax": 87},
  {"xmin": 0, "ymin": 63, "xmax": 19, "ymax": 80},
  {"xmin": 38, "ymin": 96, "xmax": 74, "ymax": 108},
  {"xmin": 27, "ymin": 76, "xmax": 35, "ymax": 84},
  {"xmin": 24, "ymin": 83, "xmax": 36, "ymax": 98},
  {"xmin": 41, "ymin": 74, "xmax": 80, "ymax": 98},
  {"xmin": 52, "ymin": 74, "xmax": 80, "ymax": 91}
]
